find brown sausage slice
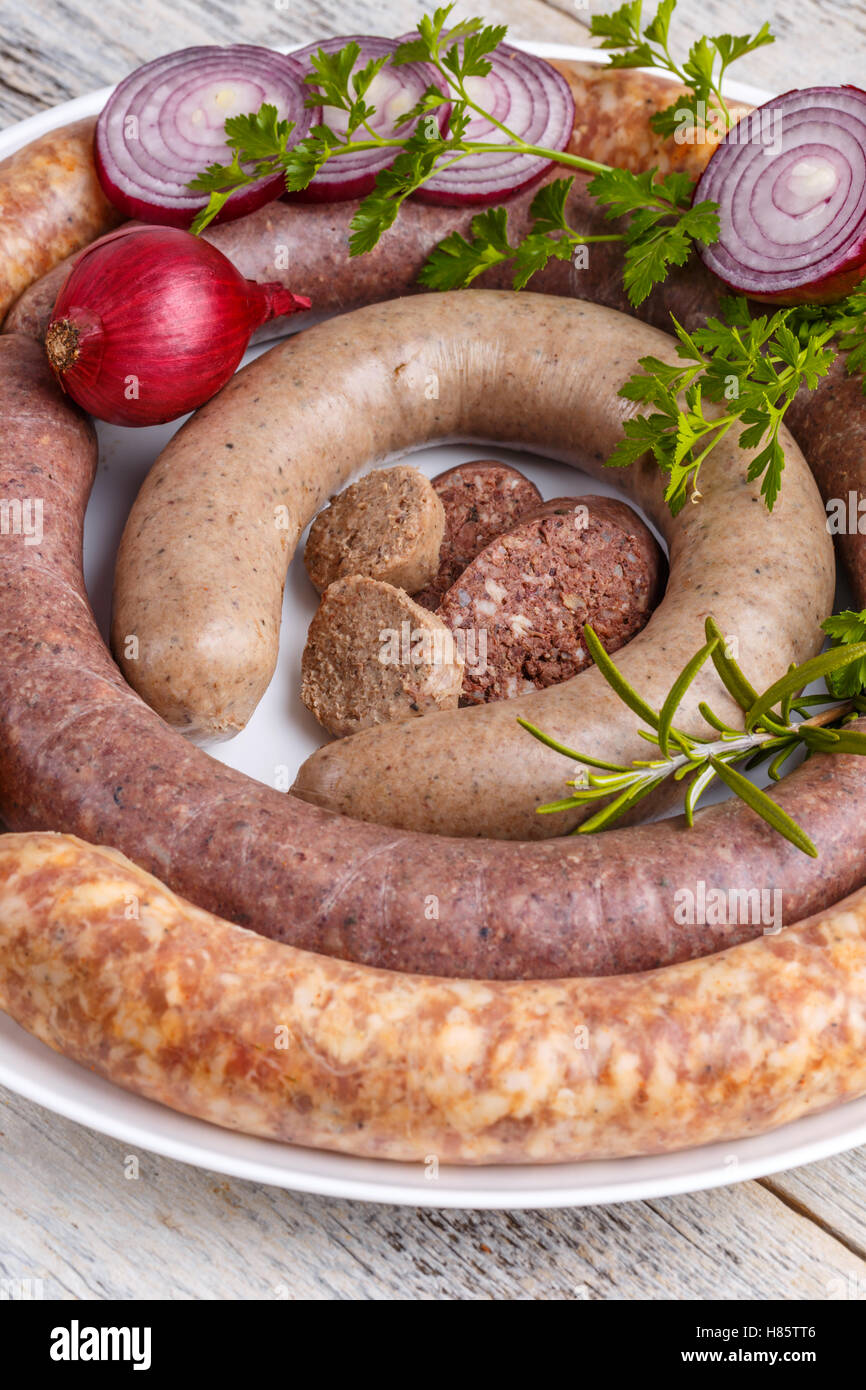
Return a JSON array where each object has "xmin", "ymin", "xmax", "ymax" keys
[
  {"xmin": 301, "ymin": 576, "xmax": 463, "ymax": 736},
  {"xmin": 413, "ymin": 460, "xmax": 541, "ymax": 611},
  {"xmin": 438, "ymin": 496, "xmax": 664, "ymax": 703},
  {"xmin": 304, "ymin": 465, "xmax": 445, "ymax": 593}
]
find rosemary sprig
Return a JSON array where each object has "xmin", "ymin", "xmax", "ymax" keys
[{"xmin": 519, "ymin": 617, "xmax": 866, "ymax": 855}]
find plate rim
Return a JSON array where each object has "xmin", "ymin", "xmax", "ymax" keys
[{"xmin": 5, "ymin": 42, "xmax": 853, "ymax": 1213}]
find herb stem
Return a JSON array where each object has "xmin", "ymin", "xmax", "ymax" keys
[{"xmin": 525, "ymin": 619, "xmax": 866, "ymax": 855}]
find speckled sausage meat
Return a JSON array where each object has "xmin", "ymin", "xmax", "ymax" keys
[
  {"xmin": 4, "ymin": 331, "xmax": 866, "ymax": 980},
  {"xmin": 413, "ymin": 461, "xmax": 542, "ymax": 611},
  {"xmin": 551, "ymin": 60, "xmax": 751, "ymax": 178},
  {"xmin": 0, "ymin": 118, "xmax": 121, "ymax": 324},
  {"xmin": 4, "ymin": 831, "xmax": 866, "ymax": 1163},
  {"xmin": 437, "ymin": 496, "xmax": 664, "ymax": 703}
]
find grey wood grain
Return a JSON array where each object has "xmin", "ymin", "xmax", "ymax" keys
[
  {"xmin": 0, "ymin": 0, "xmax": 587, "ymax": 124},
  {"xmin": 2, "ymin": 0, "xmax": 866, "ymax": 1301},
  {"xmin": 549, "ymin": 0, "xmax": 866, "ymax": 89},
  {"xmin": 2, "ymin": 1089, "xmax": 865, "ymax": 1300}
]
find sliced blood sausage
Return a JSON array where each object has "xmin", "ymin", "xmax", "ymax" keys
[
  {"xmin": 438, "ymin": 496, "xmax": 665, "ymax": 703},
  {"xmin": 413, "ymin": 460, "xmax": 541, "ymax": 610}
]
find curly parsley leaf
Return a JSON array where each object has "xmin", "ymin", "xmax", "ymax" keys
[
  {"xmin": 712, "ymin": 24, "xmax": 775, "ymax": 70},
  {"xmin": 789, "ymin": 288, "xmax": 866, "ymax": 391},
  {"xmin": 349, "ymin": 133, "xmax": 447, "ymax": 256},
  {"xmin": 222, "ymin": 105, "xmax": 295, "ymax": 160},
  {"xmin": 592, "ymin": 3, "xmax": 773, "ymax": 141},
  {"xmin": 587, "ymin": 167, "xmax": 719, "ymax": 305},
  {"xmin": 591, "ymin": 2, "xmax": 651, "ymax": 56},
  {"xmin": 822, "ymin": 611, "xmax": 866, "ymax": 697},
  {"xmin": 607, "ymin": 300, "xmax": 838, "ymax": 513},
  {"xmin": 418, "ymin": 177, "xmax": 620, "ymax": 292},
  {"xmin": 417, "ymin": 206, "xmax": 515, "ymax": 288}
]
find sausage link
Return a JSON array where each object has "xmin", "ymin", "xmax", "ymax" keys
[
  {"xmin": 0, "ymin": 118, "xmax": 121, "ymax": 323},
  {"xmin": 553, "ymin": 60, "xmax": 751, "ymax": 179},
  {"xmin": 2, "ymin": 329, "xmax": 860, "ymax": 983},
  {"xmin": 2, "ymin": 831, "xmax": 866, "ymax": 1163},
  {"xmin": 0, "ymin": 55, "xmax": 745, "ymax": 341},
  {"xmin": 0, "ymin": 66, "xmax": 863, "ymax": 983},
  {"xmin": 110, "ymin": 292, "xmax": 830, "ymax": 836}
]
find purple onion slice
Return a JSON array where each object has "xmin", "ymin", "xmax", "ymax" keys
[
  {"xmin": 286, "ymin": 36, "xmax": 449, "ymax": 203},
  {"xmin": 694, "ymin": 86, "xmax": 866, "ymax": 303},
  {"xmin": 407, "ymin": 41, "xmax": 574, "ymax": 207},
  {"xmin": 95, "ymin": 45, "xmax": 315, "ymax": 227}
]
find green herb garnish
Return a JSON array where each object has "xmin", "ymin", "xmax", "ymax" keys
[
  {"xmin": 187, "ymin": 2, "xmax": 761, "ymax": 307},
  {"xmin": 520, "ymin": 617, "xmax": 866, "ymax": 855},
  {"xmin": 590, "ymin": 1, "xmax": 773, "ymax": 140},
  {"xmin": 608, "ymin": 297, "xmax": 839, "ymax": 512},
  {"xmin": 822, "ymin": 609, "xmax": 866, "ymax": 698}
]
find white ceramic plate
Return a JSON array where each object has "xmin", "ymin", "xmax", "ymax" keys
[{"xmin": 5, "ymin": 43, "xmax": 864, "ymax": 1210}]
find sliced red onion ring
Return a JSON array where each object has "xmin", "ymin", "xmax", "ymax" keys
[
  {"xmin": 695, "ymin": 86, "xmax": 866, "ymax": 303},
  {"xmin": 286, "ymin": 36, "xmax": 449, "ymax": 203},
  {"xmin": 95, "ymin": 45, "xmax": 316, "ymax": 227},
  {"xmin": 404, "ymin": 40, "xmax": 574, "ymax": 206}
]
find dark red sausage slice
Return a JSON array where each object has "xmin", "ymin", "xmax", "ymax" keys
[
  {"xmin": 438, "ymin": 496, "xmax": 665, "ymax": 703},
  {"xmin": 413, "ymin": 460, "xmax": 541, "ymax": 610}
]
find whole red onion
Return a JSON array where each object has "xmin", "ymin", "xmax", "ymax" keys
[{"xmin": 44, "ymin": 225, "xmax": 310, "ymax": 426}]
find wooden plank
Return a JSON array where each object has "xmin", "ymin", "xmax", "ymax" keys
[
  {"xmin": 543, "ymin": 0, "xmax": 866, "ymax": 89},
  {"xmin": 0, "ymin": 0, "xmax": 589, "ymax": 125},
  {"xmin": 2, "ymin": 1088, "xmax": 865, "ymax": 1299},
  {"xmin": 762, "ymin": 1153, "xmax": 866, "ymax": 1272}
]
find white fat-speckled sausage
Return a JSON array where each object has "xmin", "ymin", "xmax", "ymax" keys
[
  {"xmin": 2, "ymin": 831, "xmax": 866, "ymax": 1164},
  {"xmin": 0, "ymin": 118, "xmax": 121, "ymax": 324}
]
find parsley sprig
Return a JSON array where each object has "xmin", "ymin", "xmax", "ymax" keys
[
  {"xmin": 788, "ymin": 287, "xmax": 866, "ymax": 381},
  {"xmin": 520, "ymin": 616, "xmax": 866, "ymax": 855},
  {"xmin": 419, "ymin": 166, "xmax": 718, "ymax": 306},
  {"xmin": 607, "ymin": 297, "xmax": 839, "ymax": 513},
  {"xmin": 822, "ymin": 609, "xmax": 866, "ymax": 697},
  {"xmin": 591, "ymin": 0, "xmax": 773, "ymax": 140},
  {"xmin": 187, "ymin": 2, "xmax": 759, "ymax": 306}
]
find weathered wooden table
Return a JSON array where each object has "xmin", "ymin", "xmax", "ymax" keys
[{"xmin": 2, "ymin": 0, "xmax": 866, "ymax": 1301}]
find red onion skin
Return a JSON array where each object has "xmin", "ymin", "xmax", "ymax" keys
[
  {"xmin": 94, "ymin": 46, "xmax": 316, "ymax": 229},
  {"xmin": 44, "ymin": 226, "xmax": 310, "ymax": 426},
  {"xmin": 742, "ymin": 257, "xmax": 866, "ymax": 306},
  {"xmin": 408, "ymin": 40, "xmax": 574, "ymax": 207}
]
